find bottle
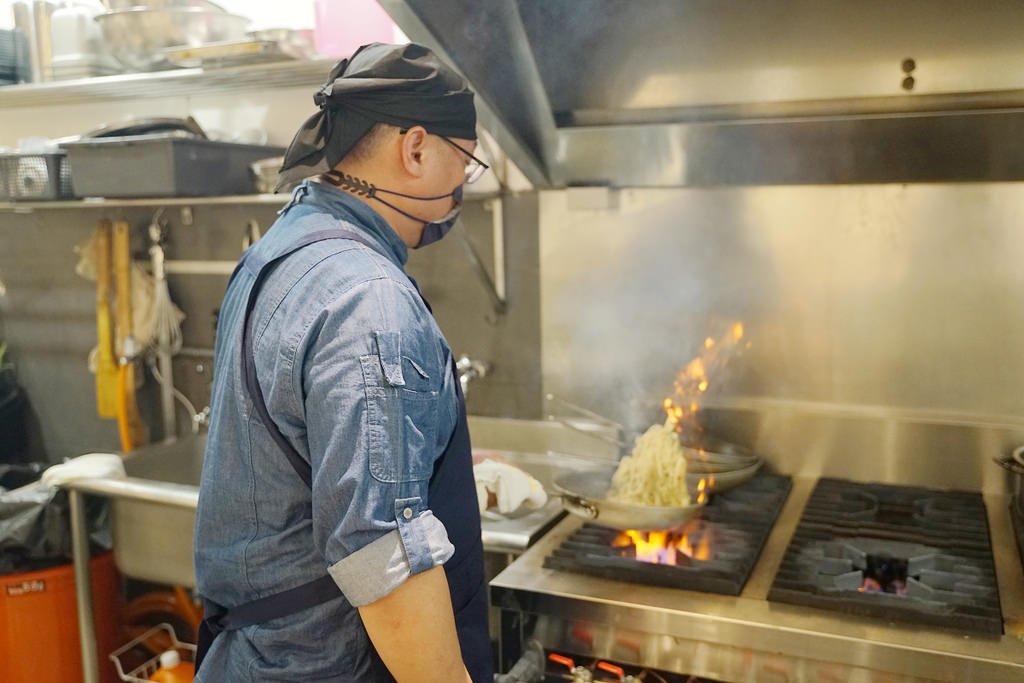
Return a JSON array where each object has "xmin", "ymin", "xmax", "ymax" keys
[{"xmin": 148, "ymin": 650, "xmax": 194, "ymax": 683}]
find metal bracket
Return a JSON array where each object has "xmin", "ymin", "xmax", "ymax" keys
[{"xmin": 455, "ymin": 196, "xmax": 507, "ymax": 315}]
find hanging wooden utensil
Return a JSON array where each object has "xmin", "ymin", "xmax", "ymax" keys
[
  {"xmin": 113, "ymin": 220, "xmax": 147, "ymax": 450},
  {"xmin": 94, "ymin": 220, "xmax": 118, "ymax": 418}
]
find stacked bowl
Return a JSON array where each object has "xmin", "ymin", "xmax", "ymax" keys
[{"xmin": 679, "ymin": 432, "xmax": 763, "ymax": 494}]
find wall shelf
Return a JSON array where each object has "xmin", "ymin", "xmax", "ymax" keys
[
  {"xmin": 0, "ymin": 59, "xmax": 334, "ymax": 108},
  {"xmin": 0, "ymin": 194, "xmax": 287, "ymax": 211},
  {"xmin": 0, "ymin": 190, "xmax": 503, "ymax": 212}
]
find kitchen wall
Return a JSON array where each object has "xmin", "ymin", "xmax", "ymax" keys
[
  {"xmin": 4, "ymin": 5, "xmax": 1023, "ymax": 491},
  {"xmin": 0, "ymin": 24, "xmax": 538, "ymax": 465},
  {"xmin": 540, "ymin": 184, "xmax": 1024, "ymax": 492},
  {"xmin": 0, "ymin": 194, "xmax": 540, "ymax": 463},
  {"xmin": 5, "ymin": 174, "xmax": 1023, "ymax": 494}
]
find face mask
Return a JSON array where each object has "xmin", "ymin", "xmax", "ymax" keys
[
  {"xmin": 321, "ymin": 171, "xmax": 463, "ymax": 248},
  {"xmin": 415, "ymin": 184, "xmax": 462, "ymax": 248}
]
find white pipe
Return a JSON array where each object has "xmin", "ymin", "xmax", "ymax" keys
[{"xmin": 490, "ymin": 197, "xmax": 506, "ymax": 303}]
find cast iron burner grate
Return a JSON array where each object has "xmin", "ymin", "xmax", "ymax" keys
[
  {"xmin": 768, "ymin": 478, "xmax": 1003, "ymax": 635},
  {"xmin": 542, "ymin": 473, "xmax": 792, "ymax": 596}
]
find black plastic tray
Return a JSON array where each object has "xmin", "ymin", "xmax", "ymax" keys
[{"xmin": 62, "ymin": 134, "xmax": 284, "ymax": 197}]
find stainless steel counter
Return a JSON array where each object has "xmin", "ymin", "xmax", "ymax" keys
[
  {"xmin": 477, "ymin": 446, "xmax": 606, "ymax": 554},
  {"xmin": 481, "ymin": 499, "xmax": 566, "ymax": 554},
  {"xmin": 490, "ymin": 476, "xmax": 1024, "ymax": 682}
]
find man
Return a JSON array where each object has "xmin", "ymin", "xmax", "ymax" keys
[{"xmin": 193, "ymin": 43, "xmax": 493, "ymax": 682}]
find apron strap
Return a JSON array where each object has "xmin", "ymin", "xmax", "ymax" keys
[{"xmin": 201, "ymin": 574, "xmax": 341, "ymax": 636}]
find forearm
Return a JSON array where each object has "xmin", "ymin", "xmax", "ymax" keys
[{"xmin": 358, "ymin": 565, "xmax": 472, "ymax": 683}]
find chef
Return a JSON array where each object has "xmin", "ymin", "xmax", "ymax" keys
[{"xmin": 192, "ymin": 43, "xmax": 492, "ymax": 682}]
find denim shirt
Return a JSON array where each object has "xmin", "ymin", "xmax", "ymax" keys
[{"xmin": 193, "ymin": 181, "xmax": 460, "ymax": 681}]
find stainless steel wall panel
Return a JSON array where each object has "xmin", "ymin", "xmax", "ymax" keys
[
  {"xmin": 557, "ymin": 112, "xmax": 1024, "ymax": 187},
  {"xmin": 518, "ymin": 1, "xmax": 1024, "ymax": 116},
  {"xmin": 540, "ymin": 184, "xmax": 1024, "ymax": 487}
]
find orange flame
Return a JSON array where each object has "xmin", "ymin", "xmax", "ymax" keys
[
  {"xmin": 678, "ymin": 530, "xmax": 712, "ymax": 561},
  {"xmin": 663, "ymin": 321, "xmax": 748, "ymax": 436},
  {"xmin": 614, "ymin": 522, "xmax": 713, "ymax": 565}
]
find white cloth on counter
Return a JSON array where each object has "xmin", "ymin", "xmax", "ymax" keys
[
  {"xmin": 473, "ymin": 459, "xmax": 548, "ymax": 515},
  {"xmin": 41, "ymin": 453, "xmax": 125, "ymax": 487}
]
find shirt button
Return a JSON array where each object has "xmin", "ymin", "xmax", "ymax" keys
[{"xmin": 402, "ymin": 507, "xmax": 413, "ymax": 520}]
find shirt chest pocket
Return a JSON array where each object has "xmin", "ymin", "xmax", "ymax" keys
[{"xmin": 360, "ymin": 330, "xmax": 439, "ymax": 483}]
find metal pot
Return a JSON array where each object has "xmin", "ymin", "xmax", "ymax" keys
[
  {"xmin": 247, "ymin": 28, "xmax": 317, "ymax": 60},
  {"xmin": 249, "ymin": 156, "xmax": 283, "ymax": 194},
  {"xmin": 100, "ymin": 0, "xmax": 226, "ymax": 10},
  {"xmin": 95, "ymin": 7, "xmax": 249, "ymax": 71},
  {"xmin": 995, "ymin": 446, "xmax": 1024, "ymax": 516}
]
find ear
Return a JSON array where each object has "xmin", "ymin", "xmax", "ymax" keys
[{"xmin": 399, "ymin": 125, "xmax": 430, "ymax": 178}]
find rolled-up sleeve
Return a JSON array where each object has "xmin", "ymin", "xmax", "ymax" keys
[
  {"xmin": 327, "ymin": 510, "xmax": 453, "ymax": 606},
  {"xmin": 299, "ymin": 274, "xmax": 457, "ymax": 607}
]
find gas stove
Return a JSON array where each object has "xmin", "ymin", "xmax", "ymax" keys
[
  {"xmin": 491, "ymin": 476, "xmax": 1024, "ymax": 682},
  {"xmin": 768, "ymin": 478, "xmax": 1003, "ymax": 634},
  {"xmin": 543, "ymin": 473, "xmax": 791, "ymax": 595}
]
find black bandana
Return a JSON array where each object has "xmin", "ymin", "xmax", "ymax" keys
[{"xmin": 276, "ymin": 42, "xmax": 477, "ymax": 191}]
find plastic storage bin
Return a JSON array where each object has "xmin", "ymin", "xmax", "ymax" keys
[
  {"xmin": 62, "ymin": 135, "xmax": 285, "ymax": 197},
  {"xmin": 0, "ymin": 551, "xmax": 122, "ymax": 683},
  {"xmin": 0, "ymin": 152, "xmax": 73, "ymax": 200}
]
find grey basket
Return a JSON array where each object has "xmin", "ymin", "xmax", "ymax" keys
[
  {"xmin": 0, "ymin": 153, "xmax": 73, "ymax": 200},
  {"xmin": 62, "ymin": 134, "xmax": 285, "ymax": 198}
]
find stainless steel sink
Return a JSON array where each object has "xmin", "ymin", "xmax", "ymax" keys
[
  {"xmin": 63, "ymin": 434, "xmax": 205, "ymax": 587},
  {"xmin": 62, "ymin": 418, "xmax": 617, "ymax": 589}
]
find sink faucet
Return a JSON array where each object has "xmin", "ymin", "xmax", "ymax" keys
[
  {"xmin": 456, "ymin": 355, "xmax": 490, "ymax": 396},
  {"xmin": 192, "ymin": 406, "xmax": 211, "ymax": 433}
]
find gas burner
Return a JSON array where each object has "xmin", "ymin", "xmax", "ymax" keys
[
  {"xmin": 769, "ymin": 478, "xmax": 1002, "ymax": 635},
  {"xmin": 543, "ymin": 473, "xmax": 791, "ymax": 595}
]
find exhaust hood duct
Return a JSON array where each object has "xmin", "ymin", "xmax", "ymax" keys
[{"xmin": 380, "ymin": 0, "xmax": 1024, "ymax": 187}]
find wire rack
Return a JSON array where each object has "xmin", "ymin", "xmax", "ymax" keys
[
  {"xmin": 110, "ymin": 623, "xmax": 196, "ymax": 683},
  {"xmin": 0, "ymin": 153, "xmax": 73, "ymax": 200}
]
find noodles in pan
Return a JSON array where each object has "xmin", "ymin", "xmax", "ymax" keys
[{"xmin": 607, "ymin": 423, "xmax": 691, "ymax": 507}]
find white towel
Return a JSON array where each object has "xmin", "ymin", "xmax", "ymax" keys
[
  {"xmin": 41, "ymin": 453, "xmax": 125, "ymax": 487},
  {"xmin": 473, "ymin": 460, "xmax": 548, "ymax": 515}
]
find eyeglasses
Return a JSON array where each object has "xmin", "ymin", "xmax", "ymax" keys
[
  {"xmin": 399, "ymin": 128, "xmax": 490, "ymax": 184},
  {"xmin": 440, "ymin": 136, "xmax": 489, "ymax": 184}
]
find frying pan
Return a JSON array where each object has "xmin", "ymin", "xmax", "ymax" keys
[{"xmin": 553, "ymin": 465, "xmax": 705, "ymax": 531}]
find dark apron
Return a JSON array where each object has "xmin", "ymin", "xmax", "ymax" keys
[{"xmin": 195, "ymin": 226, "xmax": 492, "ymax": 682}]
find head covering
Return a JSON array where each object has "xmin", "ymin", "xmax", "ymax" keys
[{"xmin": 276, "ymin": 42, "xmax": 477, "ymax": 191}]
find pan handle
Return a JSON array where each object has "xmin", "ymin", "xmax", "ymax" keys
[{"xmin": 561, "ymin": 494, "xmax": 599, "ymax": 520}]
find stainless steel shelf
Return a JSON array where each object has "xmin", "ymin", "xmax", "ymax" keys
[
  {"xmin": 0, "ymin": 191, "xmax": 503, "ymax": 212},
  {"xmin": 0, "ymin": 59, "xmax": 334, "ymax": 108},
  {"xmin": 0, "ymin": 194, "xmax": 287, "ymax": 211}
]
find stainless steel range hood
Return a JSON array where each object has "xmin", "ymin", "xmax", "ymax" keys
[{"xmin": 380, "ymin": 0, "xmax": 1024, "ymax": 187}]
